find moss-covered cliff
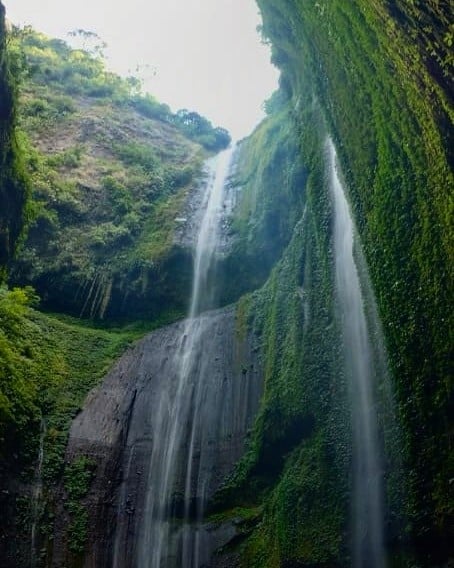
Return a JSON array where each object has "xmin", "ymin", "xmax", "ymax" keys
[
  {"xmin": 0, "ymin": 2, "xmax": 452, "ymax": 567},
  {"xmin": 0, "ymin": 2, "xmax": 29, "ymax": 278},
  {"xmin": 214, "ymin": 1, "xmax": 452, "ymax": 566}
]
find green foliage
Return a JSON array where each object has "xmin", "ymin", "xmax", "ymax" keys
[
  {"xmin": 47, "ymin": 145, "xmax": 83, "ymax": 169},
  {"xmin": 8, "ymin": 27, "xmax": 216, "ymax": 321},
  {"xmin": 0, "ymin": 283, "xmax": 142, "ymax": 564},
  {"xmin": 218, "ymin": 102, "xmax": 306, "ymax": 304},
  {"xmin": 64, "ymin": 456, "xmax": 96, "ymax": 553},
  {"xmin": 0, "ymin": 6, "xmax": 30, "ymax": 276},
  {"xmin": 241, "ymin": 436, "xmax": 345, "ymax": 567},
  {"xmin": 0, "ymin": 286, "xmax": 40, "ymax": 435},
  {"xmin": 131, "ymin": 93, "xmax": 171, "ymax": 121},
  {"xmin": 1, "ymin": 4, "xmax": 450, "ymax": 567},
  {"xmin": 114, "ymin": 141, "xmax": 159, "ymax": 173},
  {"xmin": 9, "ymin": 26, "xmax": 129, "ymax": 101},
  {"xmin": 0, "ymin": 285, "xmax": 133, "ymax": 476},
  {"xmin": 170, "ymin": 109, "xmax": 231, "ymax": 151},
  {"xmin": 217, "ymin": 0, "xmax": 453, "ymax": 565},
  {"xmin": 9, "ymin": 26, "xmax": 230, "ymax": 151},
  {"xmin": 214, "ymin": 102, "xmax": 350, "ymax": 565}
]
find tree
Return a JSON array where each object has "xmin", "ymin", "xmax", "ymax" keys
[{"xmin": 67, "ymin": 29, "xmax": 107, "ymax": 59}]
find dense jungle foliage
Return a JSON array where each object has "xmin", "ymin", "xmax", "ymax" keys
[{"xmin": 213, "ymin": 1, "xmax": 452, "ymax": 566}]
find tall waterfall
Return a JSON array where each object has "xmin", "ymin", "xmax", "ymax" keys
[
  {"xmin": 113, "ymin": 147, "xmax": 237, "ymax": 568},
  {"xmin": 328, "ymin": 138, "xmax": 386, "ymax": 568}
]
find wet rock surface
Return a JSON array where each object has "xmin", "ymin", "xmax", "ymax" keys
[
  {"xmin": 51, "ymin": 306, "xmax": 261, "ymax": 567},
  {"xmin": 174, "ymin": 147, "xmax": 240, "ymax": 256}
]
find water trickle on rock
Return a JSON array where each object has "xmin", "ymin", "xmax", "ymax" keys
[
  {"xmin": 30, "ymin": 418, "xmax": 46, "ymax": 568},
  {"xmin": 328, "ymin": 138, "xmax": 386, "ymax": 568}
]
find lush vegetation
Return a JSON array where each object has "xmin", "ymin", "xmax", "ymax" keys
[
  {"xmin": 0, "ymin": 3, "xmax": 29, "ymax": 278},
  {"xmin": 8, "ymin": 28, "xmax": 230, "ymax": 321},
  {"xmin": 0, "ymin": 285, "xmax": 137, "ymax": 470},
  {"xmin": 214, "ymin": 97, "xmax": 352, "ymax": 566},
  {"xmin": 64, "ymin": 456, "xmax": 96, "ymax": 554},
  {"xmin": 10, "ymin": 27, "xmax": 231, "ymax": 151},
  {"xmin": 212, "ymin": 1, "xmax": 452, "ymax": 566},
  {"xmin": 0, "ymin": 284, "xmax": 137, "ymax": 564},
  {"xmin": 218, "ymin": 95, "xmax": 306, "ymax": 304},
  {"xmin": 0, "ymin": 2, "xmax": 452, "ymax": 566}
]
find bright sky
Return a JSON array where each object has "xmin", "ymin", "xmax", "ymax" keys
[{"xmin": 5, "ymin": 0, "xmax": 279, "ymax": 139}]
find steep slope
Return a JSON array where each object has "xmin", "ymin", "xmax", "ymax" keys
[
  {"xmin": 0, "ymin": 24, "xmax": 231, "ymax": 568},
  {"xmin": 9, "ymin": 29, "xmax": 230, "ymax": 321},
  {"xmin": 0, "ymin": 2, "xmax": 28, "ymax": 277},
  {"xmin": 213, "ymin": 2, "xmax": 452, "ymax": 566}
]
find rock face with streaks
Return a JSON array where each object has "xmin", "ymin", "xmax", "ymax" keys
[{"xmin": 52, "ymin": 306, "xmax": 261, "ymax": 567}]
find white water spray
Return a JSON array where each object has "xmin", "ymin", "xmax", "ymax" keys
[{"xmin": 328, "ymin": 138, "xmax": 386, "ymax": 568}]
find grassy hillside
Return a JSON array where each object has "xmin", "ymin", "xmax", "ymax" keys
[{"xmin": 9, "ymin": 28, "xmax": 230, "ymax": 321}]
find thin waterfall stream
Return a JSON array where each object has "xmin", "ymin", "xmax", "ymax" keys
[
  {"xmin": 82, "ymin": 138, "xmax": 391, "ymax": 568},
  {"xmin": 328, "ymin": 138, "xmax": 386, "ymax": 568},
  {"xmin": 113, "ymin": 147, "xmax": 238, "ymax": 568},
  {"xmin": 30, "ymin": 418, "xmax": 46, "ymax": 568}
]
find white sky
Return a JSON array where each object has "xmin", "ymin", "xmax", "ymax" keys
[{"xmin": 5, "ymin": 0, "xmax": 279, "ymax": 139}]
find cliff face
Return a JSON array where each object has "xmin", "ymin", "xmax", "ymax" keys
[
  {"xmin": 1, "ymin": 3, "xmax": 452, "ymax": 567},
  {"xmin": 0, "ymin": 1, "xmax": 28, "ymax": 276},
  {"xmin": 212, "ymin": 1, "xmax": 452, "ymax": 565},
  {"xmin": 50, "ymin": 307, "xmax": 262, "ymax": 568}
]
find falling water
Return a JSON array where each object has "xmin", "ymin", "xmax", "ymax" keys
[
  {"xmin": 188, "ymin": 147, "xmax": 234, "ymax": 317},
  {"xmin": 328, "ymin": 138, "xmax": 386, "ymax": 568},
  {"xmin": 30, "ymin": 418, "xmax": 46, "ymax": 568},
  {"xmin": 115, "ymin": 147, "xmax": 235, "ymax": 568}
]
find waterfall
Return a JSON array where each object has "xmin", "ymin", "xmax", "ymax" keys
[
  {"xmin": 189, "ymin": 147, "xmax": 233, "ymax": 317},
  {"xmin": 328, "ymin": 138, "xmax": 386, "ymax": 568},
  {"xmin": 113, "ymin": 147, "xmax": 238, "ymax": 568},
  {"xmin": 30, "ymin": 418, "xmax": 46, "ymax": 568}
]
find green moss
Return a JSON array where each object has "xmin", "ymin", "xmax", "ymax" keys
[
  {"xmin": 0, "ymin": 283, "xmax": 137, "ymax": 565},
  {"xmin": 64, "ymin": 456, "xmax": 96, "ymax": 554},
  {"xmin": 213, "ymin": 101, "xmax": 351, "ymax": 565},
  {"xmin": 215, "ymin": 1, "xmax": 452, "ymax": 565},
  {"xmin": 243, "ymin": 434, "xmax": 345, "ymax": 567},
  {"xmin": 218, "ymin": 102, "xmax": 307, "ymax": 304},
  {"xmin": 0, "ymin": 286, "xmax": 133, "ymax": 475},
  {"xmin": 0, "ymin": 5, "xmax": 30, "ymax": 276},
  {"xmin": 133, "ymin": 186, "xmax": 188, "ymax": 262}
]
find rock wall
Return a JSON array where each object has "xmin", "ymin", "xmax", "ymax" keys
[{"xmin": 51, "ymin": 306, "xmax": 262, "ymax": 567}]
